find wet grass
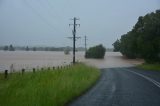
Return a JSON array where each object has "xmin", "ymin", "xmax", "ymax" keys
[
  {"xmin": 137, "ymin": 63, "xmax": 160, "ymax": 71},
  {"xmin": 0, "ymin": 63, "xmax": 100, "ymax": 106}
]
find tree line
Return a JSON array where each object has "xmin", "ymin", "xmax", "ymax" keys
[
  {"xmin": 113, "ymin": 10, "xmax": 160, "ymax": 63},
  {"xmin": 0, "ymin": 45, "xmax": 85, "ymax": 51}
]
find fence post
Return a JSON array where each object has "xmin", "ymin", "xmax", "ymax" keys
[
  {"xmin": 4, "ymin": 70, "xmax": 8, "ymax": 79},
  {"xmin": 57, "ymin": 66, "xmax": 59, "ymax": 70},
  {"xmin": 48, "ymin": 67, "xmax": 50, "ymax": 70},
  {"xmin": 22, "ymin": 68, "xmax": 25, "ymax": 75},
  {"xmin": 37, "ymin": 66, "xmax": 39, "ymax": 71},
  {"xmin": 33, "ymin": 68, "xmax": 35, "ymax": 73},
  {"xmin": 53, "ymin": 67, "xmax": 55, "ymax": 70},
  {"xmin": 41, "ymin": 68, "xmax": 43, "ymax": 71}
]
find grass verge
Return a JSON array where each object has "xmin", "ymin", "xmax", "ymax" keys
[
  {"xmin": 137, "ymin": 63, "xmax": 160, "ymax": 71},
  {"xmin": 0, "ymin": 63, "xmax": 100, "ymax": 106}
]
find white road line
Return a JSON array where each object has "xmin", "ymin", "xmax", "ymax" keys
[{"xmin": 125, "ymin": 69, "xmax": 160, "ymax": 88}]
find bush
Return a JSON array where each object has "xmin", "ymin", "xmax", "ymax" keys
[{"xmin": 85, "ymin": 44, "xmax": 106, "ymax": 59}]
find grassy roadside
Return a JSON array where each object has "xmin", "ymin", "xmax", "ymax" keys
[
  {"xmin": 137, "ymin": 63, "xmax": 160, "ymax": 71},
  {"xmin": 0, "ymin": 63, "xmax": 100, "ymax": 106}
]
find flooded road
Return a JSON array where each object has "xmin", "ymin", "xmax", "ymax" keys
[
  {"xmin": 84, "ymin": 52, "xmax": 144, "ymax": 69},
  {"xmin": 0, "ymin": 51, "xmax": 143, "ymax": 72}
]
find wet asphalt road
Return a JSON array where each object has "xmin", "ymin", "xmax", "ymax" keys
[{"xmin": 69, "ymin": 67, "xmax": 160, "ymax": 106}]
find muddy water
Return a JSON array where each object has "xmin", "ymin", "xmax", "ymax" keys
[
  {"xmin": 84, "ymin": 52, "xmax": 144, "ymax": 68},
  {"xmin": 0, "ymin": 51, "xmax": 143, "ymax": 72}
]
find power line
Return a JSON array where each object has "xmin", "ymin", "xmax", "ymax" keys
[
  {"xmin": 69, "ymin": 17, "xmax": 80, "ymax": 64},
  {"xmin": 22, "ymin": 0, "xmax": 65, "ymax": 35},
  {"xmin": 38, "ymin": 0, "xmax": 67, "ymax": 35},
  {"xmin": 45, "ymin": 0, "xmax": 63, "ymax": 20}
]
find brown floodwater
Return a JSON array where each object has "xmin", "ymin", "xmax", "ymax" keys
[
  {"xmin": 84, "ymin": 52, "xmax": 144, "ymax": 68},
  {"xmin": 0, "ymin": 51, "xmax": 143, "ymax": 72}
]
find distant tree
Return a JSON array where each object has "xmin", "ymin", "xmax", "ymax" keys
[
  {"xmin": 85, "ymin": 44, "xmax": 106, "ymax": 59},
  {"xmin": 9, "ymin": 44, "xmax": 15, "ymax": 51},
  {"xmin": 45, "ymin": 47, "xmax": 49, "ymax": 51},
  {"xmin": 3, "ymin": 45, "xmax": 9, "ymax": 51},
  {"xmin": 64, "ymin": 46, "xmax": 70, "ymax": 55},
  {"xmin": 112, "ymin": 39, "xmax": 121, "ymax": 52},
  {"xmin": 25, "ymin": 46, "xmax": 29, "ymax": 51},
  {"xmin": 33, "ymin": 47, "xmax": 36, "ymax": 51}
]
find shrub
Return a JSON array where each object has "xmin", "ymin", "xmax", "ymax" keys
[{"xmin": 85, "ymin": 44, "xmax": 106, "ymax": 59}]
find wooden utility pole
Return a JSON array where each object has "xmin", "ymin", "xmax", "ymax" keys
[
  {"xmin": 84, "ymin": 35, "xmax": 87, "ymax": 52},
  {"xmin": 69, "ymin": 17, "xmax": 80, "ymax": 64}
]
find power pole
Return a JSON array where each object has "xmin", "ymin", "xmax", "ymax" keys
[
  {"xmin": 69, "ymin": 17, "xmax": 80, "ymax": 64},
  {"xmin": 84, "ymin": 35, "xmax": 87, "ymax": 52}
]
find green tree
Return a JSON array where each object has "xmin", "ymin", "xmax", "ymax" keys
[
  {"xmin": 85, "ymin": 44, "xmax": 106, "ymax": 59},
  {"xmin": 112, "ymin": 39, "xmax": 121, "ymax": 52},
  {"xmin": 9, "ymin": 44, "xmax": 15, "ymax": 51},
  {"xmin": 25, "ymin": 46, "xmax": 29, "ymax": 51},
  {"xmin": 116, "ymin": 9, "xmax": 160, "ymax": 63},
  {"xmin": 3, "ymin": 45, "xmax": 9, "ymax": 51},
  {"xmin": 136, "ymin": 11, "xmax": 160, "ymax": 62},
  {"xmin": 64, "ymin": 47, "xmax": 70, "ymax": 55},
  {"xmin": 33, "ymin": 47, "xmax": 36, "ymax": 51}
]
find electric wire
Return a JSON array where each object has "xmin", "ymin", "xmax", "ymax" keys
[{"xmin": 22, "ymin": 0, "xmax": 65, "ymax": 35}]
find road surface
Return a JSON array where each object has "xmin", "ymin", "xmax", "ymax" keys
[{"xmin": 69, "ymin": 67, "xmax": 160, "ymax": 106}]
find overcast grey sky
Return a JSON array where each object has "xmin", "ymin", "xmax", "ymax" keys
[{"xmin": 0, "ymin": 0, "xmax": 159, "ymax": 48}]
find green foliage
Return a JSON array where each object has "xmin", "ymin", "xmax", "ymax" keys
[
  {"xmin": 25, "ymin": 46, "xmax": 29, "ymax": 51},
  {"xmin": 116, "ymin": 10, "xmax": 160, "ymax": 63},
  {"xmin": 0, "ymin": 64, "xmax": 100, "ymax": 106},
  {"xmin": 138, "ymin": 63, "xmax": 160, "ymax": 71},
  {"xmin": 9, "ymin": 44, "xmax": 15, "ymax": 51},
  {"xmin": 32, "ymin": 47, "xmax": 36, "ymax": 51},
  {"xmin": 3, "ymin": 45, "xmax": 15, "ymax": 51},
  {"xmin": 3, "ymin": 45, "xmax": 9, "ymax": 51},
  {"xmin": 0, "ymin": 46, "xmax": 85, "ymax": 51},
  {"xmin": 112, "ymin": 39, "xmax": 121, "ymax": 52},
  {"xmin": 120, "ymin": 32, "xmax": 139, "ymax": 58},
  {"xmin": 85, "ymin": 44, "xmax": 106, "ymax": 59},
  {"xmin": 64, "ymin": 46, "xmax": 70, "ymax": 55}
]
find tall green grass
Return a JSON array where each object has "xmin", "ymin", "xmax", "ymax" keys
[
  {"xmin": 137, "ymin": 63, "xmax": 160, "ymax": 71},
  {"xmin": 0, "ymin": 63, "xmax": 100, "ymax": 106}
]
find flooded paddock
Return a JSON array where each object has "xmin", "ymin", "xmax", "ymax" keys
[
  {"xmin": 0, "ymin": 51, "xmax": 85, "ymax": 72},
  {"xmin": 0, "ymin": 51, "xmax": 144, "ymax": 72}
]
